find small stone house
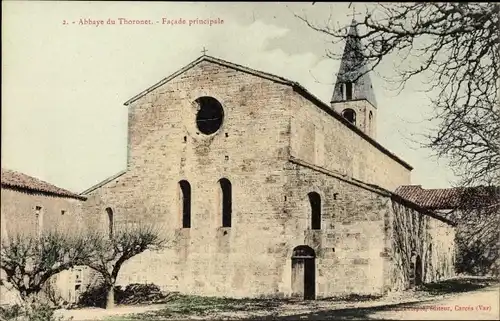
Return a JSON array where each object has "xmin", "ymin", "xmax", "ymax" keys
[{"xmin": 0, "ymin": 168, "xmax": 90, "ymax": 304}]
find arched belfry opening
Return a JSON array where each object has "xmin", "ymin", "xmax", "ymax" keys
[
  {"xmin": 343, "ymin": 82, "xmax": 353, "ymax": 100},
  {"xmin": 342, "ymin": 108, "xmax": 357, "ymax": 125},
  {"xmin": 291, "ymin": 245, "xmax": 316, "ymax": 300}
]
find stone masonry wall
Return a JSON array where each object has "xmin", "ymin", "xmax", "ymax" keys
[
  {"xmin": 289, "ymin": 92, "xmax": 411, "ymax": 191},
  {"xmin": 282, "ymin": 161, "xmax": 390, "ymax": 297},
  {"xmin": 0, "ymin": 187, "xmax": 92, "ymax": 305},
  {"xmin": 82, "ymin": 60, "xmax": 294, "ymax": 298},
  {"xmin": 384, "ymin": 201, "xmax": 456, "ymax": 292},
  {"xmin": 80, "ymin": 59, "xmax": 453, "ymax": 299},
  {"xmin": 0, "ymin": 188, "xmax": 89, "ymax": 238}
]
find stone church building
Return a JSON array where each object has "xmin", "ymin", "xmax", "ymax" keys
[
  {"xmin": 79, "ymin": 21, "xmax": 456, "ymax": 299},
  {"xmin": 1, "ymin": 21, "xmax": 456, "ymax": 302}
]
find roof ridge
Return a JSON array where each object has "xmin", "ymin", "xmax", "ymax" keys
[{"xmin": 121, "ymin": 54, "xmax": 413, "ymax": 171}]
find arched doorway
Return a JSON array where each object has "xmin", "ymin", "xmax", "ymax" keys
[
  {"xmin": 410, "ymin": 253, "xmax": 423, "ymax": 288},
  {"xmin": 415, "ymin": 255, "xmax": 423, "ymax": 286},
  {"xmin": 291, "ymin": 245, "xmax": 316, "ymax": 300}
]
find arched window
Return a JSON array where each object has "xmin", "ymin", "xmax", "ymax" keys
[
  {"xmin": 219, "ymin": 178, "xmax": 232, "ymax": 227},
  {"xmin": 342, "ymin": 109, "xmax": 356, "ymax": 125},
  {"xmin": 105, "ymin": 207, "xmax": 114, "ymax": 239},
  {"xmin": 308, "ymin": 192, "xmax": 321, "ymax": 230},
  {"xmin": 292, "ymin": 245, "xmax": 316, "ymax": 258},
  {"xmin": 179, "ymin": 180, "xmax": 191, "ymax": 228}
]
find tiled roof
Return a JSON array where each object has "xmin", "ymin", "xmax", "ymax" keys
[
  {"xmin": 395, "ymin": 185, "xmax": 500, "ymax": 210},
  {"xmin": 1, "ymin": 168, "xmax": 86, "ymax": 200}
]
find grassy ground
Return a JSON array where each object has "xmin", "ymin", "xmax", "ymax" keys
[
  {"xmin": 105, "ymin": 295, "xmax": 295, "ymax": 320},
  {"xmin": 73, "ymin": 276, "xmax": 498, "ymax": 321}
]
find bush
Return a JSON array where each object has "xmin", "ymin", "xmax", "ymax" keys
[
  {"xmin": 0, "ymin": 300, "xmax": 70, "ymax": 321},
  {"xmin": 116, "ymin": 283, "xmax": 169, "ymax": 305},
  {"xmin": 23, "ymin": 301, "xmax": 66, "ymax": 321},
  {"xmin": 77, "ymin": 283, "xmax": 111, "ymax": 308},
  {"xmin": 0, "ymin": 304, "xmax": 22, "ymax": 320},
  {"xmin": 77, "ymin": 283, "xmax": 169, "ymax": 308}
]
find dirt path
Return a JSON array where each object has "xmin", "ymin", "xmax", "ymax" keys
[
  {"xmin": 370, "ymin": 285, "xmax": 499, "ymax": 320},
  {"xmin": 57, "ymin": 284, "xmax": 500, "ymax": 321},
  {"xmin": 56, "ymin": 304, "xmax": 168, "ymax": 321}
]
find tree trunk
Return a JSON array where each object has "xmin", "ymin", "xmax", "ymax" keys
[{"xmin": 106, "ymin": 284, "xmax": 115, "ymax": 309}]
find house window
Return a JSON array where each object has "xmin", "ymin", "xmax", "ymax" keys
[
  {"xmin": 342, "ymin": 108, "xmax": 357, "ymax": 125},
  {"xmin": 105, "ymin": 207, "xmax": 114, "ymax": 239},
  {"xmin": 35, "ymin": 206, "xmax": 43, "ymax": 236},
  {"xmin": 219, "ymin": 178, "xmax": 232, "ymax": 227},
  {"xmin": 179, "ymin": 180, "xmax": 191, "ymax": 228},
  {"xmin": 308, "ymin": 192, "xmax": 321, "ymax": 230}
]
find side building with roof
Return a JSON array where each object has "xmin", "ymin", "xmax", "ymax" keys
[
  {"xmin": 396, "ymin": 185, "xmax": 500, "ymax": 276},
  {"xmin": 0, "ymin": 168, "xmax": 96, "ymax": 306}
]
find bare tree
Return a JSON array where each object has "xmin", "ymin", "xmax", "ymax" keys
[
  {"xmin": 0, "ymin": 230, "xmax": 99, "ymax": 301},
  {"xmin": 298, "ymin": 3, "xmax": 500, "ymax": 187},
  {"xmin": 447, "ymin": 186, "xmax": 500, "ymax": 275},
  {"xmin": 84, "ymin": 224, "xmax": 167, "ymax": 309}
]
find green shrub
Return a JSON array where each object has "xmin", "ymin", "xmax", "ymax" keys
[
  {"xmin": 0, "ymin": 300, "xmax": 70, "ymax": 321},
  {"xmin": 0, "ymin": 304, "xmax": 22, "ymax": 320}
]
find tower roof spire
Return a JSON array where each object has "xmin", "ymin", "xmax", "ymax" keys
[{"xmin": 331, "ymin": 19, "xmax": 377, "ymax": 108}]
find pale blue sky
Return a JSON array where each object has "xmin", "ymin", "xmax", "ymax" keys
[{"xmin": 2, "ymin": 2, "xmax": 456, "ymax": 193}]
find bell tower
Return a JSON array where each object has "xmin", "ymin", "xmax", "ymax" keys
[{"xmin": 331, "ymin": 19, "xmax": 377, "ymax": 139}]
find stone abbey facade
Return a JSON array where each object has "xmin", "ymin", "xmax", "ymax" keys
[
  {"xmin": 1, "ymin": 21, "xmax": 456, "ymax": 301},
  {"xmin": 79, "ymin": 21, "xmax": 456, "ymax": 299}
]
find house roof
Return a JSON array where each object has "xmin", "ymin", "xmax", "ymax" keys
[
  {"xmin": 80, "ymin": 169, "xmax": 126, "ymax": 195},
  {"xmin": 123, "ymin": 54, "xmax": 413, "ymax": 171},
  {"xmin": 395, "ymin": 185, "xmax": 500, "ymax": 210},
  {"xmin": 1, "ymin": 168, "xmax": 86, "ymax": 200}
]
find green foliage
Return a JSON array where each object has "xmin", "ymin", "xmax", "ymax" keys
[
  {"xmin": 0, "ymin": 304, "xmax": 22, "ymax": 320},
  {"xmin": 0, "ymin": 300, "xmax": 71, "ymax": 321},
  {"xmin": 420, "ymin": 276, "xmax": 498, "ymax": 295}
]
